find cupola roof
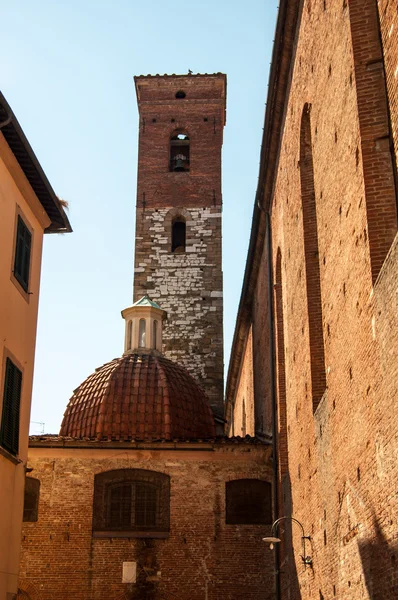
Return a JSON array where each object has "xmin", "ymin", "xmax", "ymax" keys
[
  {"xmin": 132, "ymin": 295, "xmax": 161, "ymax": 309},
  {"xmin": 60, "ymin": 352, "xmax": 216, "ymax": 440}
]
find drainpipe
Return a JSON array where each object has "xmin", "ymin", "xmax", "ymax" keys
[{"xmin": 258, "ymin": 198, "xmax": 281, "ymax": 600}]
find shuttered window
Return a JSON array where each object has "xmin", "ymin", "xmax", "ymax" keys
[
  {"xmin": 1, "ymin": 358, "xmax": 22, "ymax": 456},
  {"xmin": 14, "ymin": 216, "xmax": 32, "ymax": 292}
]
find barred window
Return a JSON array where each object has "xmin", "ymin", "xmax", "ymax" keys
[
  {"xmin": 23, "ymin": 477, "xmax": 40, "ymax": 522},
  {"xmin": 226, "ymin": 479, "xmax": 272, "ymax": 525},
  {"xmin": 93, "ymin": 469, "xmax": 170, "ymax": 538}
]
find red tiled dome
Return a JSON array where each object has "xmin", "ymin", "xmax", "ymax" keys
[{"xmin": 60, "ymin": 353, "xmax": 216, "ymax": 440}]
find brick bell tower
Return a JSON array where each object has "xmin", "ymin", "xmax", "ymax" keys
[{"xmin": 133, "ymin": 73, "xmax": 226, "ymax": 417}]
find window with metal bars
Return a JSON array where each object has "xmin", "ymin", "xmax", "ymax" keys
[
  {"xmin": 226, "ymin": 479, "xmax": 272, "ymax": 525},
  {"xmin": 0, "ymin": 357, "xmax": 22, "ymax": 456},
  {"xmin": 13, "ymin": 215, "xmax": 32, "ymax": 292},
  {"xmin": 93, "ymin": 469, "xmax": 170, "ymax": 537}
]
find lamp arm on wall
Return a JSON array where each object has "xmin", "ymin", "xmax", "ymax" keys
[{"xmin": 264, "ymin": 516, "xmax": 313, "ymax": 568}]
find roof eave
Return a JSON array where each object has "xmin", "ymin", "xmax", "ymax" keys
[
  {"xmin": 0, "ymin": 91, "xmax": 72, "ymax": 234},
  {"xmin": 225, "ymin": 0, "xmax": 301, "ymax": 413}
]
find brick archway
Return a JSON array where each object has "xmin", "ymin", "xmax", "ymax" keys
[{"xmin": 17, "ymin": 579, "xmax": 41, "ymax": 600}]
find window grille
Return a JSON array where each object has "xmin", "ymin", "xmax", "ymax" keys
[
  {"xmin": 93, "ymin": 469, "xmax": 170, "ymax": 537},
  {"xmin": 14, "ymin": 215, "xmax": 32, "ymax": 292},
  {"xmin": 0, "ymin": 357, "xmax": 22, "ymax": 456}
]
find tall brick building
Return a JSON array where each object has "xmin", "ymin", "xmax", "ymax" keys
[
  {"xmin": 133, "ymin": 74, "xmax": 225, "ymax": 417},
  {"xmin": 18, "ymin": 74, "xmax": 275, "ymax": 600},
  {"xmin": 227, "ymin": 1, "xmax": 398, "ymax": 599}
]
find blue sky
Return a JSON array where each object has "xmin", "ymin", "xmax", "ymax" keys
[{"xmin": 1, "ymin": 0, "xmax": 278, "ymax": 434}]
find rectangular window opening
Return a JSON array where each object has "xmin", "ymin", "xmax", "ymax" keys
[
  {"xmin": 1, "ymin": 358, "xmax": 22, "ymax": 456},
  {"xmin": 14, "ymin": 215, "xmax": 32, "ymax": 292}
]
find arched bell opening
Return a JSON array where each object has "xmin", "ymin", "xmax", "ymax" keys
[{"xmin": 170, "ymin": 132, "xmax": 190, "ymax": 172}]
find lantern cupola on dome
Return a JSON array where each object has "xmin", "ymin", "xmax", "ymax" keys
[
  {"xmin": 121, "ymin": 295, "xmax": 165, "ymax": 353},
  {"xmin": 59, "ymin": 296, "xmax": 216, "ymax": 440}
]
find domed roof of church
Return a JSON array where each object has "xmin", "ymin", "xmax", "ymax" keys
[{"xmin": 60, "ymin": 352, "xmax": 216, "ymax": 440}]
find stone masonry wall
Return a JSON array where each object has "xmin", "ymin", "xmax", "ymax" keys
[
  {"xmin": 134, "ymin": 205, "xmax": 223, "ymax": 414},
  {"xmin": 19, "ymin": 442, "xmax": 274, "ymax": 600}
]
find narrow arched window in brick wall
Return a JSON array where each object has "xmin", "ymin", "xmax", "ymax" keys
[
  {"xmin": 348, "ymin": 0, "xmax": 398, "ymax": 282},
  {"xmin": 92, "ymin": 469, "xmax": 170, "ymax": 538},
  {"xmin": 225, "ymin": 479, "xmax": 272, "ymax": 525},
  {"xmin": 300, "ymin": 105, "xmax": 326, "ymax": 411},
  {"xmin": 171, "ymin": 218, "xmax": 186, "ymax": 252}
]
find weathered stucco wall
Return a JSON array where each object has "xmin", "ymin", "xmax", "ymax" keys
[
  {"xmin": 19, "ymin": 442, "xmax": 273, "ymax": 600},
  {"xmin": 0, "ymin": 136, "xmax": 47, "ymax": 600}
]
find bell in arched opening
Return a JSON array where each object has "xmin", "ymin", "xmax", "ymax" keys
[{"xmin": 170, "ymin": 132, "xmax": 190, "ymax": 172}]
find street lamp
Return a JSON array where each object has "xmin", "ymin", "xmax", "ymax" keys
[{"xmin": 263, "ymin": 516, "xmax": 313, "ymax": 568}]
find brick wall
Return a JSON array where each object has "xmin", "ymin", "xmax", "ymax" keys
[
  {"xmin": 267, "ymin": 1, "xmax": 398, "ymax": 596},
  {"xmin": 228, "ymin": 327, "xmax": 255, "ymax": 437},
  {"xmin": 19, "ymin": 441, "xmax": 274, "ymax": 600},
  {"xmin": 229, "ymin": 0, "xmax": 398, "ymax": 598},
  {"xmin": 378, "ymin": 0, "xmax": 398, "ymax": 176},
  {"xmin": 134, "ymin": 205, "xmax": 223, "ymax": 414},
  {"xmin": 133, "ymin": 75, "xmax": 225, "ymax": 414}
]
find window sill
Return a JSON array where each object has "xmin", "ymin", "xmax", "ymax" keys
[
  {"xmin": 93, "ymin": 530, "xmax": 169, "ymax": 539},
  {"xmin": 10, "ymin": 272, "xmax": 30, "ymax": 303},
  {"xmin": 0, "ymin": 445, "xmax": 22, "ymax": 465}
]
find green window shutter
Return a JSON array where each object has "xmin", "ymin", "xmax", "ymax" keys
[
  {"xmin": 0, "ymin": 358, "xmax": 22, "ymax": 455},
  {"xmin": 14, "ymin": 216, "xmax": 32, "ymax": 292}
]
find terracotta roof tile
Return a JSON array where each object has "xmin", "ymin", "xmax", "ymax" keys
[{"xmin": 60, "ymin": 353, "xmax": 216, "ymax": 440}]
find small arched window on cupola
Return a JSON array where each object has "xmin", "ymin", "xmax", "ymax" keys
[
  {"xmin": 172, "ymin": 217, "xmax": 186, "ymax": 253},
  {"xmin": 138, "ymin": 319, "xmax": 146, "ymax": 348},
  {"xmin": 170, "ymin": 132, "xmax": 190, "ymax": 172}
]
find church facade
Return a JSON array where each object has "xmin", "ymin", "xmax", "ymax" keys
[
  {"xmin": 226, "ymin": 1, "xmax": 398, "ymax": 599},
  {"xmin": 18, "ymin": 74, "xmax": 275, "ymax": 600}
]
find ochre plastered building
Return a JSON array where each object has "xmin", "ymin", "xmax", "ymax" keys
[
  {"xmin": 227, "ymin": 1, "xmax": 398, "ymax": 598},
  {"xmin": 19, "ymin": 74, "xmax": 275, "ymax": 600},
  {"xmin": 0, "ymin": 92, "xmax": 71, "ymax": 600}
]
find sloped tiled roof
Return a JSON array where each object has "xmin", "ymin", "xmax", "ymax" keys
[{"xmin": 60, "ymin": 353, "xmax": 216, "ymax": 440}]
